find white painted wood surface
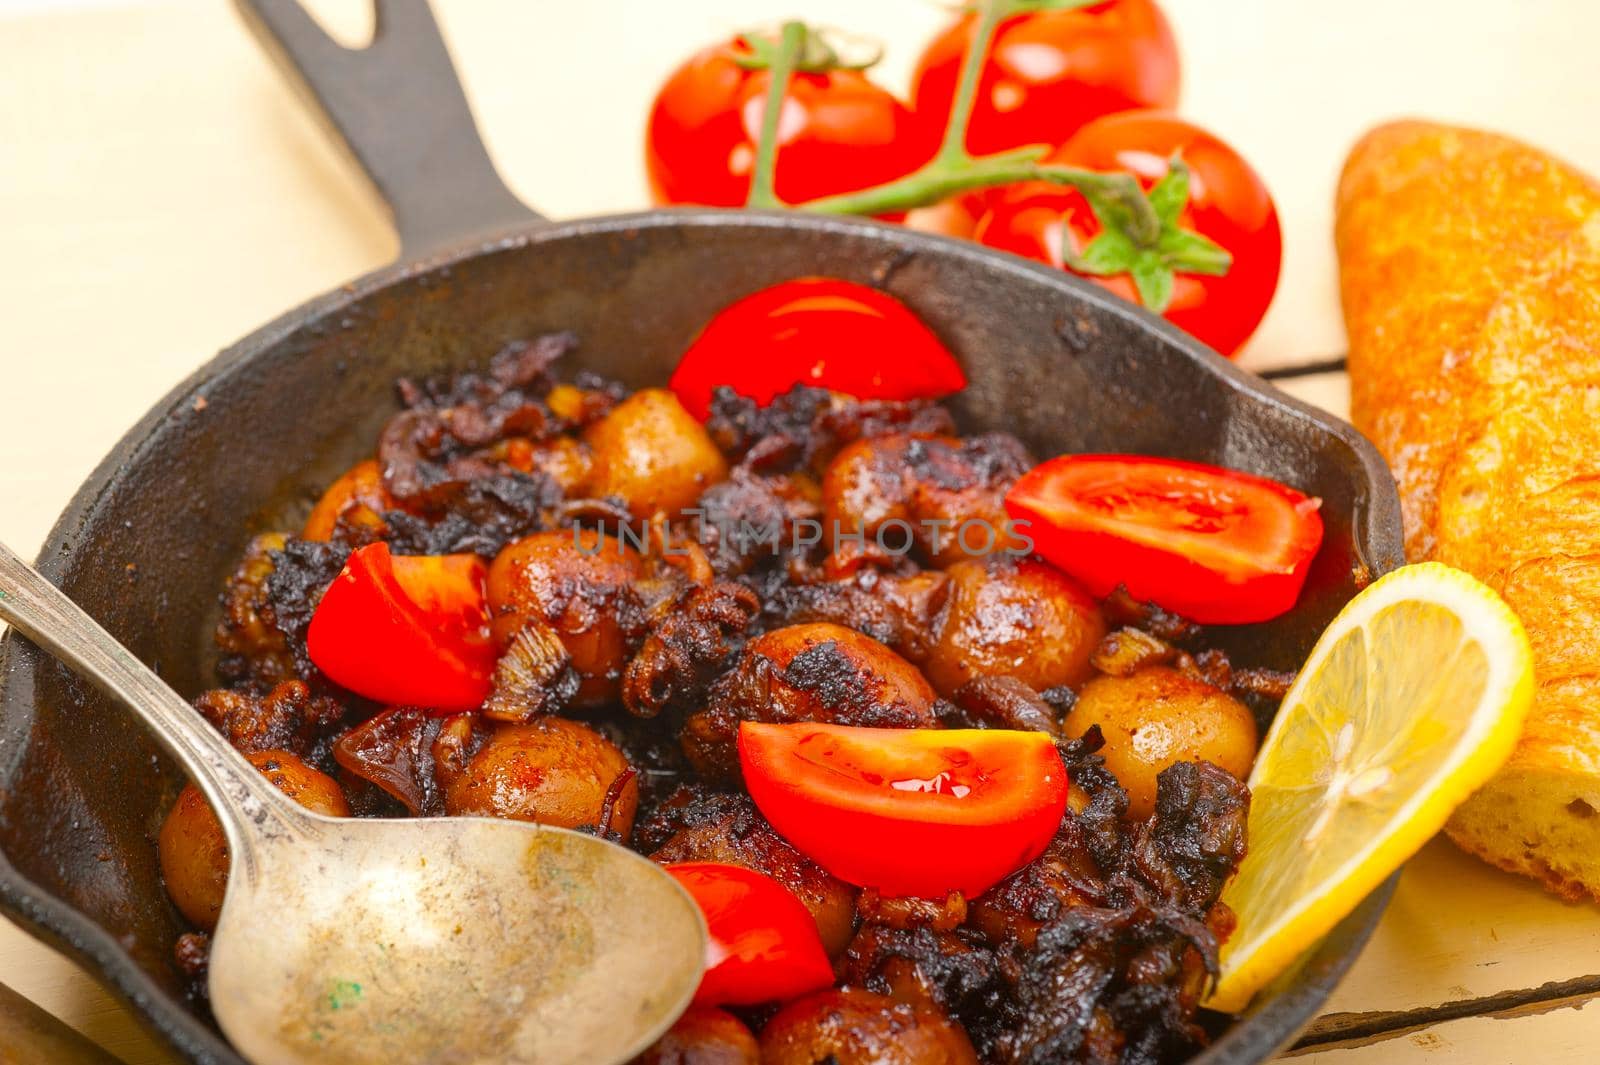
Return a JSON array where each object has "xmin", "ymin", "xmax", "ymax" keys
[{"xmin": 3, "ymin": 1, "xmax": 1599, "ymax": 1061}]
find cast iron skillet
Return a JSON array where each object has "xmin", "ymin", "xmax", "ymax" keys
[{"xmin": 0, "ymin": 1, "xmax": 1404, "ymax": 1062}]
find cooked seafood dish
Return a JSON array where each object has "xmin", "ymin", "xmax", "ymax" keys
[{"xmin": 157, "ymin": 279, "xmax": 1327, "ymax": 1064}]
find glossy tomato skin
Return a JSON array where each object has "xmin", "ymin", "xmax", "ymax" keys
[
  {"xmin": 647, "ymin": 40, "xmax": 933, "ymax": 208},
  {"xmin": 307, "ymin": 543, "xmax": 496, "ymax": 711},
  {"xmin": 668, "ymin": 278, "xmax": 967, "ymax": 421},
  {"xmin": 903, "ymin": 196, "xmax": 986, "ymax": 240},
  {"xmin": 975, "ymin": 111, "xmax": 1282, "ymax": 357},
  {"xmin": 739, "ymin": 723, "xmax": 1069, "ymax": 899},
  {"xmin": 1004, "ymin": 454, "xmax": 1324, "ymax": 625},
  {"xmin": 912, "ymin": 1, "xmax": 1180, "ymax": 158},
  {"xmin": 664, "ymin": 862, "xmax": 836, "ymax": 1007}
]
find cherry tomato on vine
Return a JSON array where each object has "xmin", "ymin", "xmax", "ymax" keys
[
  {"xmin": 668, "ymin": 277, "xmax": 967, "ymax": 420},
  {"xmin": 646, "ymin": 34, "xmax": 933, "ymax": 208},
  {"xmin": 974, "ymin": 111, "xmax": 1282, "ymax": 356},
  {"xmin": 665, "ymin": 862, "xmax": 835, "ymax": 1006},
  {"xmin": 1004, "ymin": 454, "xmax": 1324, "ymax": 625},
  {"xmin": 739, "ymin": 722, "xmax": 1069, "ymax": 898},
  {"xmin": 307, "ymin": 543, "xmax": 496, "ymax": 711},
  {"xmin": 911, "ymin": 1, "xmax": 1181, "ymax": 158}
]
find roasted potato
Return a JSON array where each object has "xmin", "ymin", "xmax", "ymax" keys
[
  {"xmin": 583, "ymin": 388, "xmax": 728, "ymax": 518},
  {"xmin": 919, "ymin": 558, "xmax": 1106, "ymax": 697},
  {"xmin": 158, "ymin": 750, "xmax": 348, "ymax": 929},
  {"xmin": 760, "ymin": 988, "xmax": 978, "ymax": 1065},
  {"xmin": 1067, "ymin": 666, "xmax": 1259, "ymax": 819},
  {"xmin": 631, "ymin": 1005, "xmax": 759, "ymax": 1065},
  {"xmin": 742, "ymin": 622, "xmax": 940, "ymax": 725},
  {"xmin": 443, "ymin": 717, "xmax": 638, "ymax": 839},
  {"xmin": 302, "ymin": 459, "xmax": 394, "ymax": 541},
  {"xmin": 821, "ymin": 433, "xmax": 1030, "ymax": 567},
  {"xmin": 487, "ymin": 529, "xmax": 646, "ymax": 706},
  {"xmin": 504, "ymin": 435, "xmax": 593, "ymax": 496},
  {"xmin": 213, "ymin": 531, "xmax": 296, "ymax": 687},
  {"xmin": 681, "ymin": 622, "xmax": 941, "ymax": 780}
]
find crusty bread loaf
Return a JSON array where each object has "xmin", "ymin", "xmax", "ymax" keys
[{"xmin": 1337, "ymin": 121, "xmax": 1600, "ymax": 900}]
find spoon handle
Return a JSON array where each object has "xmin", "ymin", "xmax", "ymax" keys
[{"xmin": 0, "ymin": 540, "xmax": 304, "ymax": 847}]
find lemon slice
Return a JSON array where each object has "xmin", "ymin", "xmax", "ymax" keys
[{"xmin": 1207, "ymin": 562, "xmax": 1533, "ymax": 1012}]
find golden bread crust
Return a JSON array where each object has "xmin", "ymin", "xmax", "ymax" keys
[
  {"xmin": 1337, "ymin": 121, "xmax": 1600, "ymax": 558},
  {"xmin": 1338, "ymin": 121, "xmax": 1600, "ymax": 901}
]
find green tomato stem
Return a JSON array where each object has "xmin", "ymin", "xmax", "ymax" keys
[
  {"xmin": 932, "ymin": 1, "xmax": 1010, "ymax": 165},
  {"xmin": 745, "ymin": 21, "xmax": 808, "ymax": 210},
  {"xmin": 933, "ymin": 0, "xmax": 1102, "ymax": 165},
  {"xmin": 801, "ymin": 153, "xmax": 1144, "ymax": 223}
]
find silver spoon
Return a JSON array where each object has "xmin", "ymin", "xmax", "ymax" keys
[{"xmin": 0, "ymin": 540, "xmax": 705, "ymax": 1065}]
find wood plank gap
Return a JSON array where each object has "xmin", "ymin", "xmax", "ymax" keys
[
  {"xmin": 1257, "ymin": 357, "xmax": 1349, "ymax": 380},
  {"xmin": 1285, "ymin": 973, "xmax": 1600, "ymax": 1054}
]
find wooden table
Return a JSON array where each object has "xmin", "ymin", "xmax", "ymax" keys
[{"xmin": 3, "ymin": 1, "xmax": 1599, "ymax": 1061}]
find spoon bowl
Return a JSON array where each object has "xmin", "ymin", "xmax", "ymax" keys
[
  {"xmin": 0, "ymin": 540, "xmax": 706, "ymax": 1065},
  {"xmin": 211, "ymin": 812, "xmax": 703, "ymax": 1065}
]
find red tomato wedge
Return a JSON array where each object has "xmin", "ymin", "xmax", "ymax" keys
[
  {"xmin": 1004, "ymin": 454, "xmax": 1324, "ymax": 625},
  {"xmin": 665, "ymin": 862, "xmax": 835, "ymax": 1007},
  {"xmin": 739, "ymin": 723, "xmax": 1068, "ymax": 899},
  {"xmin": 307, "ymin": 542, "xmax": 496, "ymax": 711},
  {"xmin": 668, "ymin": 278, "xmax": 967, "ymax": 420}
]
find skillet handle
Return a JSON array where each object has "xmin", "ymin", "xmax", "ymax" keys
[{"xmin": 234, "ymin": 0, "xmax": 542, "ymax": 258}]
